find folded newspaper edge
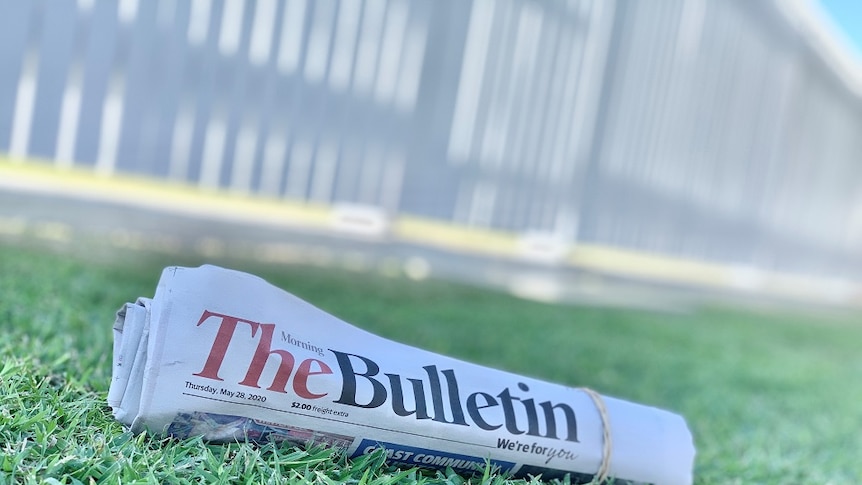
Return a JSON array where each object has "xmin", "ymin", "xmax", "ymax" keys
[{"xmin": 108, "ymin": 265, "xmax": 695, "ymax": 484}]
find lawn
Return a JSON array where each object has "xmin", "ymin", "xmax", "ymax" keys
[{"xmin": 1, "ymin": 243, "xmax": 860, "ymax": 484}]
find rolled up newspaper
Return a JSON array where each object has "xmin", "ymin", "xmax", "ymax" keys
[{"xmin": 109, "ymin": 265, "xmax": 695, "ymax": 484}]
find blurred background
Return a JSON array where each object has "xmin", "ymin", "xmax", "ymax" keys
[{"xmin": 1, "ymin": 0, "xmax": 861, "ymax": 308}]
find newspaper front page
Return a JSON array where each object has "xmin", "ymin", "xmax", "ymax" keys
[{"xmin": 108, "ymin": 265, "xmax": 695, "ymax": 484}]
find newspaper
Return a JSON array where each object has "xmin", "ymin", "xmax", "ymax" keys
[{"xmin": 108, "ymin": 265, "xmax": 695, "ymax": 484}]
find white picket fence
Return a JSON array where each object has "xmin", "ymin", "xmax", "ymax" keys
[{"xmin": 1, "ymin": 0, "xmax": 860, "ymax": 281}]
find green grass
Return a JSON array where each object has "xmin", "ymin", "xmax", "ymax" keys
[{"xmin": 1, "ymin": 244, "xmax": 860, "ymax": 484}]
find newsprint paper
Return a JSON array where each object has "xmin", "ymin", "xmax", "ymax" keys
[{"xmin": 108, "ymin": 265, "xmax": 695, "ymax": 484}]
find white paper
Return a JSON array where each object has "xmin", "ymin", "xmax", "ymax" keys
[{"xmin": 109, "ymin": 265, "xmax": 695, "ymax": 484}]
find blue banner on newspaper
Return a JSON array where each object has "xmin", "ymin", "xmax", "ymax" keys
[{"xmin": 352, "ymin": 439, "xmax": 517, "ymax": 475}]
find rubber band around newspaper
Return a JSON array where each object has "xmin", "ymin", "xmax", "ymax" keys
[{"xmin": 581, "ymin": 388, "xmax": 612, "ymax": 483}]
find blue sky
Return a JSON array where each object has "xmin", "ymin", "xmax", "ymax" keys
[{"xmin": 818, "ymin": 0, "xmax": 862, "ymax": 58}]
